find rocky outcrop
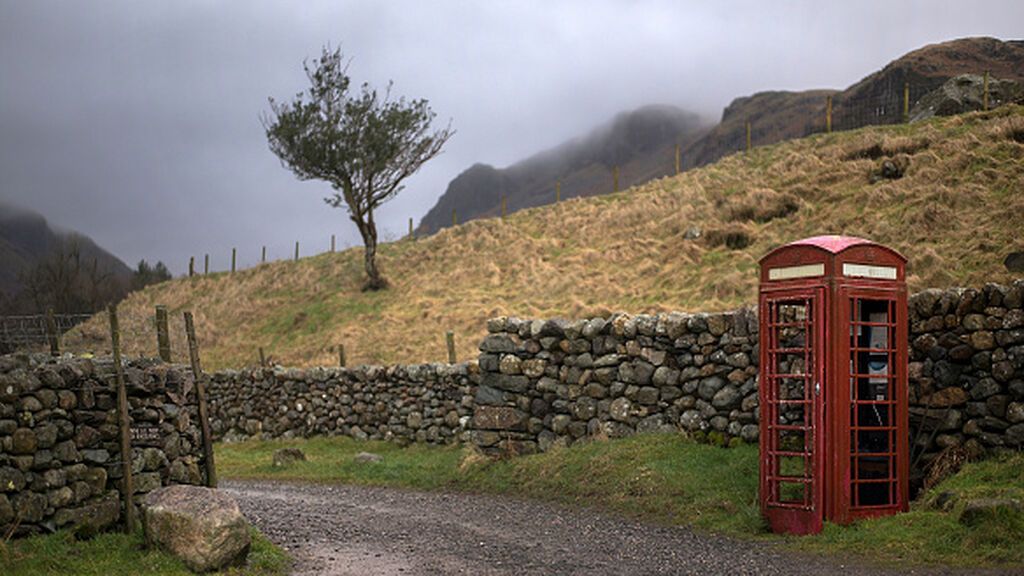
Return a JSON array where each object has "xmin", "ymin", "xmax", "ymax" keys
[
  {"xmin": 142, "ymin": 485, "xmax": 250, "ymax": 573},
  {"xmin": 910, "ymin": 74, "xmax": 1023, "ymax": 122}
]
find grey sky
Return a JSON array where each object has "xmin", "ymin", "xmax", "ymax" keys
[{"xmin": 1, "ymin": 1, "xmax": 1021, "ymax": 274}]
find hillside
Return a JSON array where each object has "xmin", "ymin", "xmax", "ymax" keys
[
  {"xmin": 418, "ymin": 105, "xmax": 708, "ymax": 234},
  {"xmin": 63, "ymin": 105, "xmax": 1024, "ymax": 369},
  {"xmin": 0, "ymin": 201, "xmax": 132, "ymax": 312},
  {"xmin": 424, "ymin": 37, "xmax": 1024, "ymax": 232}
]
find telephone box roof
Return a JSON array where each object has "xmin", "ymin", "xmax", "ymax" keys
[{"xmin": 761, "ymin": 235, "xmax": 907, "ymax": 262}]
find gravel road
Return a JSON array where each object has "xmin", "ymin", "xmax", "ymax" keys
[{"xmin": 223, "ymin": 480, "xmax": 1013, "ymax": 576}]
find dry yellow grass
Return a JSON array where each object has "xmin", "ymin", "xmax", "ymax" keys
[{"xmin": 66, "ymin": 106, "xmax": 1024, "ymax": 369}]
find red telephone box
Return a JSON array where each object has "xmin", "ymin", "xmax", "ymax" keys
[{"xmin": 758, "ymin": 235, "xmax": 909, "ymax": 535}]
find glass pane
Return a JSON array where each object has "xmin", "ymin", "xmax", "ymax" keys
[
  {"xmin": 857, "ymin": 481, "xmax": 892, "ymax": 506},
  {"xmin": 857, "ymin": 457, "xmax": 890, "ymax": 479},
  {"xmin": 857, "ymin": 429, "xmax": 888, "ymax": 453}
]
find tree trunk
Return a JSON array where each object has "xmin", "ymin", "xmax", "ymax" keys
[{"xmin": 356, "ymin": 210, "xmax": 388, "ymax": 291}]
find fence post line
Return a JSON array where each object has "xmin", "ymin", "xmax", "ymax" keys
[
  {"xmin": 155, "ymin": 305, "xmax": 171, "ymax": 362},
  {"xmin": 184, "ymin": 311, "xmax": 217, "ymax": 488},
  {"xmin": 338, "ymin": 344, "xmax": 346, "ymax": 368},
  {"xmin": 445, "ymin": 331, "xmax": 456, "ymax": 364},
  {"xmin": 745, "ymin": 120, "xmax": 752, "ymax": 152},
  {"xmin": 675, "ymin": 143, "xmax": 681, "ymax": 175},
  {"xmin": 983, "ymin": 70, "xmax": 990, "ymax": 111},
  {"xmin": 231, "ymin": 248, "xmax": 236, "ymax": 273},
  {"xmin": 452, "ymin": 208, "xmax": 457, "ymax": 227},
  {"xmin": 903, "ymin": 81, "xmax": 910, "ymax": 123},
  {"xmin": 204, "ymin": 254, "xmax": 209, "ymax": 275},
  {"xmin": 501, "ymin": 195, "xmax": 507, "ymax": 218},
  {"xmin": 108, "ymin": 305, "xmax": 137, "ymax": 534},
  {"xmin": 331, "ymin": 234, "xmax": 335, "ymax": 253},
  {"xmin": 45, "ymin": 308, "xmax": 59, "ymax": 356},
  {"xmin": 188, "ymin": 257, "xmax": 195, "ymax": 277},
  {"xmin": 261, "ymin": 246, "xmax": 266, "ymax": 264},
  {"xmin": 826, "ymin": 95, "xmax": 833, "ymax": 134},
  {"xmin": 555, "ymin": 180, "xmax": 561, "ymax": 203},
  {"xmin": 408, "ymin": 217, "xmax": 414, "ymax": 240},
  {"xmin": 294, "ymin": 241, "xmax": 299, "ymax": 261}
]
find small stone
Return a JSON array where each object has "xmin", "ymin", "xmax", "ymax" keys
[
  {"xmin": 11, "ymin": 428, "xmax": 37, "ymax": 454},
  {"xmin": 272, "ymin": 448, "xmax": 306, "ymax": 467},
  {"xmin": 354, "ymin": 452, "xmax": 383, "ymax": 464},
  {"xmin": 610, "ymin": 397, "xmax": 632, "ymax": 422}
]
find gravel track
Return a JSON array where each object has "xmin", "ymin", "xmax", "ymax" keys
[{"xmin": 223, "ymin": 480, "xmax": 1012, "ymax": 576}]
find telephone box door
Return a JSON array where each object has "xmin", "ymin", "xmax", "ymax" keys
[{"xmin": 759, "ymin": 287, "xmax": 826, "ymax": 535}]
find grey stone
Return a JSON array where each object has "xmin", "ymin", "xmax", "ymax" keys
[
  {"xmin": 698, "ymin": 376, "xmax": 726, "ymax": 400},
  {"xmin": 610, "ymin": 397, "xmax": 632, "ymax": 422},
  {"xmin": 272, "ymin": 448, "xmax": 306, "ymax": 467},
  {"xmin": 354, "ymin": 452, "xmax": 383, "ymax": 464},
  {"xmin": 712, "ymin": 385, "xmax": 742, "ymax": 409},
  {"xmin": 958, "ymin": 498, "xmax": 1023, "ymax": 527},
  {"xmin": 143, "ymin": 485, "xmax": 251, "ymax": 573}
]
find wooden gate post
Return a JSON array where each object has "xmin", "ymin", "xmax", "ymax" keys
[
  {"xmin": 408, "ymin": 217, "xmax": 414, "ymax": 240},
  {"xmin": 184, "ymin": 311, "xmax": 217, "ymax": 488},
  {"xmin": 108, "ymin": 305, "xmax": 137, "ymax": 534},
  {"xmin": 231, "ymin": 248, "xmax": 236, "ymax": 273},
  {"xmin": 826, "ymin": 95, "xmax": 833, "ymax": 134},
  {"xmin": 204, "ymin": 254, "xmax": 209, "ymax": 275},
  {"xmin": 294, "ymin": 241, "xmax": 299, "ymax": 261},
  {"xmin": 155, "ymin": 305, "xmax": 171, "ymax": 362},
  {"xmin": 338, "ymin": 344, "xmax": 346, "ymax": 368},
  {"xmin": 45, "ymin": 308, "xmax": 59, "ymax": 356},
  {"xmin": 446, "ymin": 331, "xmax": 456, "ymax": 364}
]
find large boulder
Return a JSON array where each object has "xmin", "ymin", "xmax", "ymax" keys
[{"xmin": 142, "ymin": 485, "xmax": 251, "ymax": 573}]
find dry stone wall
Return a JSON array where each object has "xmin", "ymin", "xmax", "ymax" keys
[
  {"xmin": 206, "ymin": 364, "xmax": 476, "ymax": 445},
  {"xmin": 0, "ymin": 354, "xmax": 207, "ymax": 537}
]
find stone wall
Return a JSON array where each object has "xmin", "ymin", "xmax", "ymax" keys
[
  {"xmin": 206, "ymin": 364, "xmax": 477, "ymax": 445},
  {"xmin": 471, "ymin": 310, "xmax": 759, "ymax": 455},
  {"xmin": 471, "ymin": 281, "xmax": 1024, "ymax": 460},
  {"xmin": 908, "ymin": 281, "xmax": 1024, "ymax": 463},
  {"xmin": 0, "ymin": 354, "xmax": 207, "ymax": 537}
]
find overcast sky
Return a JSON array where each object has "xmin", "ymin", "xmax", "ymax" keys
[{"xmin": 1, "ymin": 1, "xmax": 1021, "ymax": 274}]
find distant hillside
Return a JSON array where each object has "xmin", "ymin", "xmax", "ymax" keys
[
  {"xmin": 424, "ymin": 37, "xmax": 1024, "ymax": 231},
  {"xmin": 0, "ymin": 201, "xmax": 131, "ymax": 313},
  {"xmin": 418, "ymin": 105, "xmax": 708, "ymax": 234},
  {"xmin": 69, "ymin": 105, "xmax": 1024, "ymax": 369}
]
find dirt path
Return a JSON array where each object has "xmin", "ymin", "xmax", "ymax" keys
[{"xmin": 223, "ymin": 480, "xmax": 1009, "ymax": 576}]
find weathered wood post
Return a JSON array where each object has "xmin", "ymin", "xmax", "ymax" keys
[
  {"xmin": 184, "ymin": 311, "xmax": 217, "ymax": 488},
  {"xmin": 188, "ymin": 256, "xmax": 195, "ymax": 277},
  {"xmin": 675, "ymin": 143, "xmax": 681, "ymax": 175},
  {"xmin": 826, "ymin": 95, "xmax": 833, "ymax": 134},
  {"xmin": 501, "ymin": 195, "xmax": 507, "ymax": 218},
  {"xmin": 155, "ymin": 305, "xmax": 171, "ymax": 362},
  {"xmin": 983, "ymin": 70, "xmax": 990, "ymax": 111},
  {"xmin": 903, "ymin": 81, "xmax": 910, "ymax": 123},
  {"xmin": 45, "ymin": 308, "xmax": 59, "ymax": 356},
  {"xmin": 445, "ymin": 331, "xmax": 456, "ymax": 364},
  {"xmin": 613, "ymin": 166, "xmax": 620, "ymax": 192},
  {"xmin": 204, "ymin": 254, "xmax": 209, "ymax": 275},
  {"xmin": 745, "ymin": 120, "xmax": 752, "ymax": 151},
  {"xmin": 452, "ymin": 208, "xmax": 457, "ymax": 227},
  {"xmin": 261, "ymin": 245, "xmax": 266, "ymax": 264},
  {"xmin": 331, "ymin": 234, "xmax": 335, "ymax": 253},
  {"xmin": 408, "ymin": 217, "xmax": 414, "ymax": 240},
  {"xmin": 108, "ymin": 305, "xmax": 137, "ymax": 534},
  {"xmin": 258, "ymin": 346, "xmax": 267, "ymax": 368},
  {"xmin": 338, "ymin": 344, "xmax": 346, "ymax": 368},
  {"xmin": 555, "ymin": 180, "xmax": 561, "ymax": 203},
  {"xmin": 294, "ymin": 241, "xmax": 299, "ymax": 261},
  {"xmin": 231, "ymin": 248, "xmax": 236, "ymax": 273}
]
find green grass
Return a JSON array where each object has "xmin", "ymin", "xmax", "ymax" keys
[
  {"xmin": 1, "ymin": 527, "xmax": 288, "ymax": 576},
  {"xmin": 215, "ymin": 434, "xmax": 1024, "ymax": 568}
]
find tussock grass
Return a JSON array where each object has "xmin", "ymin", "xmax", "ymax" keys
[
  {"xmin": 66, "ymin": 106, "xmax": 1024, "ymax": 368},
  {"xmin": 0, "ymin": 527, "xmax": 288, "ymax": 576},
  {"xmin": 215, "ymin": 434, "xmax": 1024, "ymax": 568}
]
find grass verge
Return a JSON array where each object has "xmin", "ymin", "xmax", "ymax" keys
[
  {"xmin": 215, "ymin": 433, "xmax": 1024, "ymax": 569},
  {"xmin": 0, "ymin": 526, "xmax": 289, "ymax": 576}
]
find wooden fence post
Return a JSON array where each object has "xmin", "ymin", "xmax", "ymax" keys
[
  {"xmin": 331, "ymin": 234, "xmax": 335, "ymax": 253},
  {"xmin": 745, "ymin": 121, "xmax": 752, "ymax": 151},
  {"xmin": 501, "ymin": 195, "xmax": 507, "ymax": 218},
  {"xmin": 204, "ymin": 254, "xmax": 209, "ymax": 275},
  {"xmin": 826, "ymin": 95, "xmax": 833, "ymax": 134},
  {"xmin": 452, "ymin": 208, "xmax": 457, "ymax": 227},
  {"xmin": 258, "ymin": 347, "xmax": 266, "ymax": 368},
  {"xmin": 108, "ymin": 305, "xmax": 137, "ymax": 534},
  {"xmin": 294, "ymin": 241, "xmax": 299, "ymax": 261},
  {"xmin": 675, "ymin": 143, "xmax": 681, "ymax": 175},
  {"xmin": 555, "ymin": 180, "xmax": 561, "ymax": 203},
  {"xmin": 261, "ymin": 246, "xmax": 266, "ymax": 264},
  {"xmin": 188, "ymin": 257, "xmax": 195, "ymax": 277},
  {"xmin": 184, "ymin": 311, "xmax": 217, "ymax": 488},
  {"xmin": 445, "ymin": 331, "xmax": 456, "ymax": 363},
  {"xmin": 408, "ymin": 217, "xmax": 414, "ymax": 240},
  {"xmin": 155, "ymin": 305, "xmax": 171, "ymax": 362},
  {"xmin": 231, "ymin": 248, "xmax": 236, "ymax": 273},
  {"xmin": 613, "ymin": 166, "xmax": 620, "ymax": 192},
  {"xmin": 903, "ymin": 81, "xmax": 910, "ymax": 123},
  {"xmin": 983, "ymin": 70, "xmax": 990, "ymax": 111},
  {"xmin": 45, "ymin": 308, "xmax": 59, "ymax": 356},
  {"xmin": 338, "ymin": 344, "xmax": 346, "ymax": 368}
]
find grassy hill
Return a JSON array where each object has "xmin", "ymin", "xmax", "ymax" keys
[{"xmin": 67, "ymin": 106, "xmax": 1024, "ymax": 369}]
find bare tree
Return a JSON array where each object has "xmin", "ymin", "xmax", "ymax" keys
[{"xmin": 263, "ymin": 46, "xmax": 453, "ymax": 290}]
